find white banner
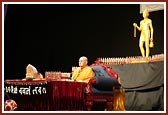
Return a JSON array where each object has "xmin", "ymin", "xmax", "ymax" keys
[{"xmin": 140, "ymin": 4, "xmax": 164, "ymax": 13}]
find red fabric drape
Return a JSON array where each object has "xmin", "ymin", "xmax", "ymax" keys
[
  {"xmin": 49, "ymin": 81, "xmax": 87, "ymax": 111},
  {"xmin": 4, "ymin": 80, "xmax": 87, "ymax": 111}
]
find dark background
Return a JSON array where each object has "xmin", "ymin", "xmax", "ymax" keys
[{"xmin": 4, "ymin": 4, "xmax": 164, "ymax": 79}]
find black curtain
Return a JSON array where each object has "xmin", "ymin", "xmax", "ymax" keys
[{"xmin": 4, "ymin": 4, "xmax": 164, "ymax": 80}]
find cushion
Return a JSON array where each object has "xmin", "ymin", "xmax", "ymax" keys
[{"xmin": 91, "ymin": 76, "xmax": 118, "ymax": 91}]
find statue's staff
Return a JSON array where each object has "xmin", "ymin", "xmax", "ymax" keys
[{"xmin": 134, "ymin": 24, "xmax": 136, "ymax": 38}]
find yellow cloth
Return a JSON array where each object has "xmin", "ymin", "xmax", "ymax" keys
[{"xmin": 72, "ymin": 66, "xmax": 95, "ymax": 81}]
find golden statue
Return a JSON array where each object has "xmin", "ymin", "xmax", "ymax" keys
[{"xmin": 133, "ymin": 9, "xmax": 154, "ymax": 57}]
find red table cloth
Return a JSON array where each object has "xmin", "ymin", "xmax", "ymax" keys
[{"xmin": 4, "ymin": 79, "xmax": 87, "ymax": 111}]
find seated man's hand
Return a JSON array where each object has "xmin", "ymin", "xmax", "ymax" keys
[{"xmin": 72, "ymin": 66, "xmax": 77, "ymax": 72}]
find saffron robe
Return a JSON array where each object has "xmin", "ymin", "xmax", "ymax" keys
[{"xmin": 72, "ymin": 66, "xmax": 95, "ymax": 81}]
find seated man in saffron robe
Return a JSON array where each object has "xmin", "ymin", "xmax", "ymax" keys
[{"xmin": 72, "ymin": 56, "xmax": 95, "ymax": 82}]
